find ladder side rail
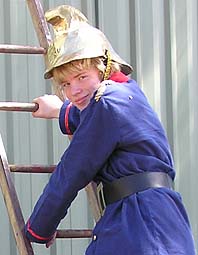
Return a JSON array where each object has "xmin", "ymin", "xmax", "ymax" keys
[
  {"xmin": 26, "ymin": 0, "xmax": 52, "ymax": 50},
  {"xmin": 0, "ymin": 135, "xmax": 34, "ymax": 255},
  {"xmin": 85, "ymin": 183, "xmax": 103, "ymax": 222},
  {"xmin": 26, "ymin": 0, "xmax": 103, "ymax": 221}
]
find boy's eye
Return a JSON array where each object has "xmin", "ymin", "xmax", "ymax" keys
[
  {"xmin": 79, "ymin": 75, "xmax": 88, "ymax": 80},
  {"xmin": 62, "ymin": 82, "xmax": 70, "ymax": 87}
]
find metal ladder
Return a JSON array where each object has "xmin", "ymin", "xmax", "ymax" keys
[{"xmin": 0, "ymin": 1, "xmax": 102, "ymax": 254}]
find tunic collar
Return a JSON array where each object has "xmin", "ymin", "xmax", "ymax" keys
[{"xmin": 109, "ymin": 72, "xmax": 129, "ymax": 83}]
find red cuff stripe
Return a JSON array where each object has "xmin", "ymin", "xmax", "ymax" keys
[
  {"xmin": 65, "ymin": 102, "xmax": 73, "ymax": 135},
  {"xmin": 27, "ymin": 220, "xmax": 53, "ymax": 241}
]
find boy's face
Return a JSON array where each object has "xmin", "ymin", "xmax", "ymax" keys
[{"xmin": 60, "ymin": 67, "xmax": 101, "ymax": 110}]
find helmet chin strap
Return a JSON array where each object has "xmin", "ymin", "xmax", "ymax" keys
[{"xmin": 103, "ymin": 50, "xmax": 112, "ymax": 81}]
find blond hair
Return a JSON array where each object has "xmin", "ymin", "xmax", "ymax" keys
[{"xmin": 52, "ymin": 57, "xmax": 120, "ymax": 100}]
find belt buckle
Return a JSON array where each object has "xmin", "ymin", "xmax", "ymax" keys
[{"xmin": 97, "ymin": 182, "xmax": 106, "ymax": 215}]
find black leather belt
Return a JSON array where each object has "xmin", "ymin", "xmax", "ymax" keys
[{"xmin": 102, "ymin": 172, "xmax": 174, "ymax": 206}]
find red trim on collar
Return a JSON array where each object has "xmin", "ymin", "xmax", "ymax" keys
[{"xmin": 109, "ymin": 72, "xmax": 129, "ymax": 83}]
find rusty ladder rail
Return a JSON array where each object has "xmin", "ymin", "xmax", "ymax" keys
[{"xmin": 0, "ymin": 0, "xmax": 103, "ymax": 254}]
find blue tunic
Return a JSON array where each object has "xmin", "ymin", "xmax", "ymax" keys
[{"xmin": 25, "ymin": 78, "xmax": 195, "ymax": 254}]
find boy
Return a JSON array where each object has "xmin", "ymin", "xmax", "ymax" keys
[{"xmin": 25, "ymin": 5, "xmax": 195, "ymax": 254}]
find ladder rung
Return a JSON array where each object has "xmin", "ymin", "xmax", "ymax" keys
[
  {"xmin": 0, "ymin": 102, "xmax": 39, "ymax": 112},
  {"xmin": 0, "ymin": 44, "xmax": 46, "ymax": 54},
  {"xmin": 9, "ymin": 164, "xmax": 56, "ymax": 173},
  {"xmin": 56, "ymin": 229, "xmax": 92, "ymax": 239}
]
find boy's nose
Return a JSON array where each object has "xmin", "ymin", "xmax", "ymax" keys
[{"xmin": 71, "ymin": 83, "xmax": 82, "ymax": 96}]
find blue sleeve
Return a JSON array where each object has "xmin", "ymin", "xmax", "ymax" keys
[
  {"xmin": 25, "ymin": 98, "xmax": 120, "ymax": 243},
  {"xmin": 59, "ymin": 100, "xmax": 80, "ymax": 135}
]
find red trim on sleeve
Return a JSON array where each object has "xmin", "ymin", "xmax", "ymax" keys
[
  {"xmin": 27, "ymin": 220, "xmax": 53, "ymax": 241},
  {"xmin": 65, "ymin": 102, "xmax": 73, "ymax": 135}
]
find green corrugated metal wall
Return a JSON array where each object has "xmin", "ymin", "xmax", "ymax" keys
[{"xmin": 0, "ymin": 0, "xmax": 197, "ymax": 254}]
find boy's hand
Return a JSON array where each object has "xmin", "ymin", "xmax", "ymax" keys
[
  {"xmin": 46, "ymin": 231, "xmax": 57, "ymax": 248},
  {"xmin": 32, "ymin": 95, "xmax": 63, "ymax": 119}
]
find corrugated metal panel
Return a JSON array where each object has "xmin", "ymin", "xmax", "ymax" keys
[
  {"xmin": 170, "ymin": 0, "xmax": 198, "ymax": 250},
  {"xmin": 135, "ymin": 0, "xmax": 198, "ymax": 251},
  {"xmin": 0, "ymin": 0, "xmax": 197, "ymax": 254}
]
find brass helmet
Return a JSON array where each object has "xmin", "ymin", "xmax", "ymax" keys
[{"xmin": 44, "ymin": 5, "xmax": 133, "ymax": 79}]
